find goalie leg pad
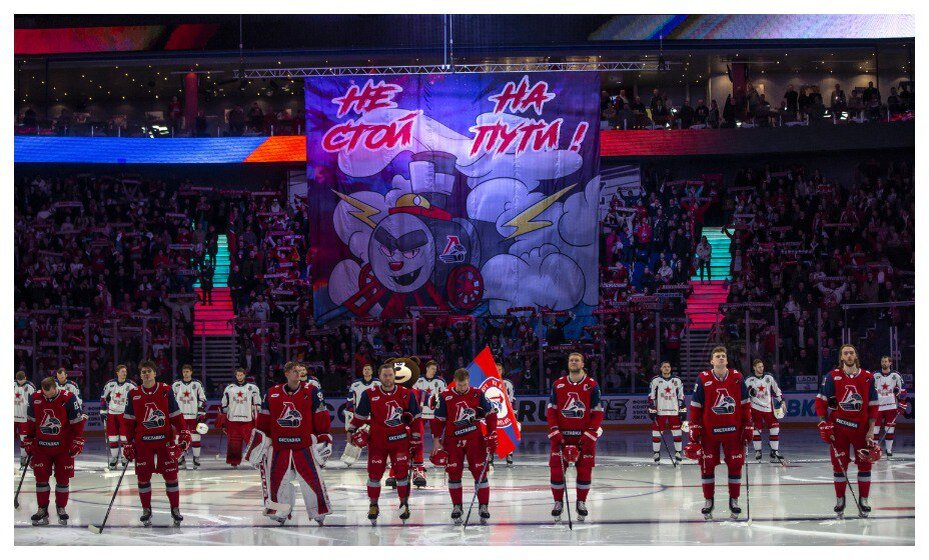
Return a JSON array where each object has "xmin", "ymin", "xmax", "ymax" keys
[
  {"xmin": 245, "ymin": 429, "xmax": 271, "ymax": 469},
  {"xmin": 265, "ymin": 449, "xmax": 295, "ymax": 518},
  {"xmin": 294, "ymin": 448, "xmax": 331, "ymax": 517}
]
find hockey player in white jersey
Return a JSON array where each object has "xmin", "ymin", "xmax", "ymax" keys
[
  {"xmin": 218, "ymin": 368, "xmax": 262, "ymax": 468},
  {"xmin": 409, "ymin": 360, "xmax": 446, "ymax": 486},
  {"xmin": 874, "ymin": 355, "xmax": 907, "ymax": 457},
  {"xmin": 14, "ymin": 371, "xmax": 36, "ymax": 467},
  {"xmin": 745, "ymin": 359, "xmax": 786, "ymax": 462},
  {"xmin": 99, "ymin": 365, "xmax": 137, "ymax": 468},
  {"xmin": 172, "ymin": 365, "xmax": 208, "ymax": 469},
  {"xmin": 647, "ymin": 361, "xmax": 685, "ymax": 463},
  {"xmin": 498, "ymin": 361, "xmax": 517, "ymax": 465},
  {"xmin": 340, "ymin": 364, "xmax": 379, "ymax": 466},
  {"xmin": 55, "ymin": 368, "xmax": 82, "ymax": 411}
]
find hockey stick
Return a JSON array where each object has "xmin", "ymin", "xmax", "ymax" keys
[
  {"xmin": 88, "ymin": 459, "xmax": 131, "ymax": 534},
  {"xmin": 560, "ymin": 445, "xmax": 573, "ymax": 531},
  {"xmin": 462, "ymin": 449, "xmax": 493, "ymax": 530},
  {"xmin": 743, "ymin": 443, "xmax": 752, "ymax": 525},
  {"xmin": 660, "ymin": 431, "xmax": 679, "ymax": 468},
  {"xmin": 14, "ymin": 454, "xmax": 32, "ymax": 509},
  {"xmin": 829, "ymin": 441, "xmax": 864, "ymax": 518}
]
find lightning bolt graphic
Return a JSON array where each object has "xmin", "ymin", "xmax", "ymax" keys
[
  {"xmin": 503, "ymin": 184, "xmax": 575, "ymax": 239},
  {"xmin": 332, "ymin": 190, "xmax": 379, "ymax": 229}
]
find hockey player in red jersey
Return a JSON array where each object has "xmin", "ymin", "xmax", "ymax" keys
[
  {"xmin": 546, "ymin": 352, "xmax": 603, "ymax": 522},
  {"xmin": 22, "ymin": 377, "xmax": 85, "ymax": 526},
  {"xmin": 245, "ymin": 361, "xmax": 332, "ymax": 526},
  {"xmin": 122, "ymin": 360, "xmax": 191, "ymax": 527},
  {"xmin": 815, "ymin": 344, "xmax": 880, "ymax": 518},
  {"xmin": 687, "ymin": 346, "xmax": 753, "ymax": 520},
  {"xmin": 431, "ymin": 367, "xmax": 498, "ymax": 524},
  {"xmin": 347, "ymin": 362, "xmax": 422, "ymax": 525}
]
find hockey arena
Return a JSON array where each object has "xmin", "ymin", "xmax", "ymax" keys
[{"xmin": 12, "ymin": 12, "xmax": 917, "ymax": 548}]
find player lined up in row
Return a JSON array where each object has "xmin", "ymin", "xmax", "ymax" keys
[{"xmin": 13, "ymin": 347, "xmax": 907, "ymax": 527}]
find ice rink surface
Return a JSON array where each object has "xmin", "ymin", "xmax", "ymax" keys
[{"xmin": 14, "ymin": 426, "xmax": 914, "ymax": 546}]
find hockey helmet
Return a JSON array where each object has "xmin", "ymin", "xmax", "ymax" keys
[
  {"xmin": 683, "ymin": 442, "xmax": 703, "ymax": 461},
  {"xmin": 430, "ymin": 448, "xmax": 449, "ymax": 467},
  {"xmin": 562, "ymin": 445, "xmax": 581, "ymax": 464},
  {"xmin": 857, "ymin": 441, "xmax": 882, "ymax": 464}
]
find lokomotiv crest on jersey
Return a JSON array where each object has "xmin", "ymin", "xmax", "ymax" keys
[
  {"xmin": 838, "ymin": 386, "xmax": 863, "ymax": 412},
  {"xmin": 452, "ymin": 404, "xmax": 477, "ymax": 428},
  {"xmin": 384, "ymin": 403, "xmax": 404, "ymax": 428},
  {"xmin": 142, "ymin": 403, "xmax": 167, "ymax": 429},
  {"xmin": 277, "ymin": 402, "xmax": 303, "ymax": 427},
  {"xmin": 39, "ymin": 410, "xmax": 62, "ymax": 435},
  {"xmin": 561, "ymin": 392, "xmax": 586, "ymax": 418},
  {"xmin": 711, "ymin": 390, "xmax": 736, "ymax": 415}
]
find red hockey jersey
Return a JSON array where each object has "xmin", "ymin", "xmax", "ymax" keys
[
  {"xmin": 814, "ymin": 368, "xmax": 879, "ymax": 432},
  {"xmin": 25, "ymin": 389, "xmax": 84, "ymax": 452},
  {"xmin": 257, "ymin": 381, "xmax": 330, "ymax": 449},
  {"xmin": 432, "ymin": 386, "xmax": 497, "ymax": 440},
  {"xmin": 689, "ymin": 368, "xmax": 751, "ymax": 437},
  {"xmin": 546, "ymin": 374, "xmax": 604, "ymax": 437},
  {"xmin": 350, "ymin": 385, "xmax": 421, "ymax": 443},
  {"xmin": 123, "ymin": 382, "xmax": 186, "ymax": 447}
]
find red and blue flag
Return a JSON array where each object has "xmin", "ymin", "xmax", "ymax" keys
[{"xmin": 467, "ymin": 346, "xmax": 521, "ymax": 458}]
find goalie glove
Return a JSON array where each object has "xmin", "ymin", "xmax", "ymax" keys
[
  {"xmin": 244, "ymin": 428, "xmax": 271, "ymax": 469},
  {"xmin": 311, "ymin": 434, "xmax": 333, "ymax": 467}
]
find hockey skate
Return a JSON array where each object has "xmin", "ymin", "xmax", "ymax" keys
[
  {"xmin": 412, "ymin": 467, "xmax": 427, "ymax": 488},
  {"xmin": 108, "ymin": 456, "xmax": 118, "ymax": 470},
  {"xmin": 121, "ymin": 457, "xmax": 129, "ymax": 467},
  {"xmin": 754, "ymin": 450, "xmax": 762, "ymax": 461},
  {"xmin": 367, "ymin": 503, "xmax": 380, "ymax": 526},
  {"xmin": 263, "ymin": 507, "xmax": 288, "ymax": 525},
  {"xmin": 478, "ymin": 504, "xmax": 490, "ymax": 524},
  {"xmin": 505, "ymin": 453, "xmax": 514, "ymax": 466},
  {"xmin": 770, "ymin": 450, "xmax": 787, "ymax": 465},
  {"xmin": 886, "ymin": 450, "xmax": 894, "ymax": 459},
  {"xmin": 701, "ymin": 498, "xmax": 714, "ymax": 520},
  {"xmin": 576, "ymin": 500, "xmax": 588, "ymax": 522},
  {"xmin": 178, "ymin": 456, "xmax": 187, "ymax": 469},
  {"xmin": 674, "ymin": 451, "xmax": 683, "ymax": 464},
  {"xmin": 140, "ymin": 508, "xmax": 153, "ymax": 527},
  {"xmin": 551, "ymin": 501, "xmax": 564, "ymax": 521},
  {"xmin": 193, "ymin": 457, "xmax": 201, "ymax": 470},
  {"xmin": 31, "ymin": 507, "xmax": 49, "ymax": 526},
  {"xmin": 653, "ymin": 452, "xmax": 661, "ymax": 463},
  {"xmin": 398, "ymin": 501, "xmax": 411, "ymax": 522},
  {"xmin": 451, "ymin": 504, "xmax": 463, "ymax": 525},
  {"xmin": 171, "ymin": 507, "xmax": 183, "ymax": 527},
  {"xmin": 834, "ymin": 496, "xmax": 846, "ymax": 519},
  {"xmin": 56, "ymin": 506, "xmax": 69, "ymax": 526},
  {"xmin": 859, "ymin": 497, "xmax": 871, "ymax": 518},
  {"xmin": 385, "ymin": 477, "xmax": 397, "ymax": 489},
  {"xmin": 729, "ymin": 497, "xmax": 742, "ymax": 519},
  {"xmin": 313, "ymin": 514, "xmax": 326, "ymax": 527}
]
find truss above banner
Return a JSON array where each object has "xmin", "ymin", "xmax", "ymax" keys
[{"xmin": 237, "ymin": 61, "xmax": 670, "ymax": 78}]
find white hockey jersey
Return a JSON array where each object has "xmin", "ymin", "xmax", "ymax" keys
[
  {"xmin": 221, "ymin": 381, "xmax": 261, "ymax": 422},
  {"xmin": 413, "ymin": 376, "xmax": 447, "ymax": 418},
  {"xmin": 100, "ymin": 379, "xmax": 137, "ymax": 414},
  {"xmin": 503, "ymin": 379, "xmax": 515, "ymax": 404},
  {"xmin": 347, "ymin": 378, "xmax": 380, "ymax": 412},
  {"xmin": 14, "ymin": 381, "xmax": 36, "ymax": 423},
  {"xmin": 873, "ymin": 370, "xmax": 906, "ymax": 411},
  {"xmin": 57, "ymin": 379, "xmax": 82, "ymax": 409},
  {"xmin": 745, "ymin": 374, "xmax": 783, "ymax": 412},
  {"xmin": 172, "ymin": 379, "xmax": 207, "ymax": 419},
  {"xmin": 648, "ymin": 375, "xmax": 684, "ymax": 415}
]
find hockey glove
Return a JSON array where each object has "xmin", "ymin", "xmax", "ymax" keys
[
  {"xmin": 178, "ymin": 430, "xmax": 193, "ymax": 451},
  {"xmin": 100, "ymin": 409, "xmax": 108, "ymax": 422},
  {"xmin": 485, "ymin": 431, "xmax": 498, "ymax": 454},
  {"xmin": 688, "ymin": 424, "xmax": 703, "ymax": 444},
  {"xmin": 897, "ymin": 400, "xmax": 908, "ymax": 416},
  {"xmin": 547, "ymin": 427, "xmax": 564, "ymax": 447},
  {"xmin": 122, "ymin": 443, "xmax": 136, "ymax": 462},
  {"xmin": 349, "ymin": 428, "xmax": 370, "ymax": 449},
  {"xmin": 22, "ymin": 437, "xmax": 36, "ymax": 456},
  {"xmin": 69, "ymin": 437, "xmax": 85, "ymax": 457},
  {"xmin": 817, "ymin": 421, "xmax": 834, "ymax": 444},
  {"xmin": 580, "ymin": 428, "xmax": 599, "ymax": 453},
  {"xmin": 647, "ymin": 407, "xmax": 657, "ymax": 422},
  {"xmin": 741, "ymin": 424, "xmax": 755, "ymax": 446}
]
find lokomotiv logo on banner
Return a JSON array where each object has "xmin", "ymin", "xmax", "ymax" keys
[{"xmin": 305, "ymin": 73, "xmax": 601, "ymax": 323}]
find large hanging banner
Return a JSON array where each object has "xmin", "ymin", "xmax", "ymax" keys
[{"xmin": 306, "ymin": 72, "xmax": 601, "ymax": 323}]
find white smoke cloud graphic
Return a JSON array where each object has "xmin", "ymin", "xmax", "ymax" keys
[{"xmin": 328, "ymin": 107, "xmax": 599, "ymax": 316}]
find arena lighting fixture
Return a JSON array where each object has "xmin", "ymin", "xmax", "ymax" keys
[{"xmin": 235, "ymin": 60, "xmax": 677, "ymax": 78}]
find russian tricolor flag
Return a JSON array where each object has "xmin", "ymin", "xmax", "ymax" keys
[{"xmin": 466, "ymin": 346, "xmax": 521, "ymax": 458}]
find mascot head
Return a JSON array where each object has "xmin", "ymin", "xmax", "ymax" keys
[
  {"xmin": 385, "ymin": 356, "xmax": 421, "ymax": 388},
  {"xmin": 368, "ymin": 213, "xmax": 436, "ymax": 294}
]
